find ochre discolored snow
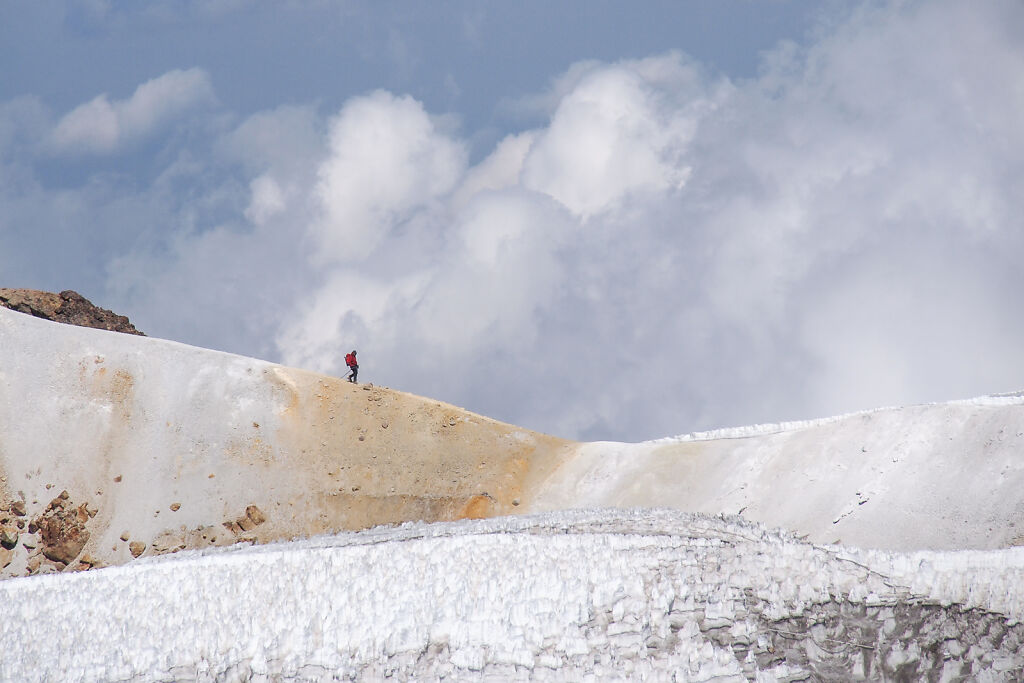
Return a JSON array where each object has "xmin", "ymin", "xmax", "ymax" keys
[{"xmin": 0, "ymin": 306, "xmax": 571, "ymax": 577}]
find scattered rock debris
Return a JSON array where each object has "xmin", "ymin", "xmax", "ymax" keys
[
  {"xmin": 31, "ymin": 490, "xmax": 94, "ymax": 567},
  {"xmin": 223, "ymin": 505, "xmax": 268, "ymax": 537},
  {"xmin": 245, "ymin": 505, "xmax": 267, "ymax": 525}
]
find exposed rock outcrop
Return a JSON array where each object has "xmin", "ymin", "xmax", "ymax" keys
[{"xmin": 0, "ymin": 288, "xmax": 143, "ymax": 335}]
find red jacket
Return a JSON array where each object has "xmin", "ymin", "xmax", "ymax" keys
[{"xmin": 345, "ymin": 353, "xmax": 357, "ymax": 368}]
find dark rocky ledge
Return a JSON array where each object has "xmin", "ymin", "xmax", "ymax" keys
[{"xmin": 0, "ymin": 288, "xmax": 144, "ymax": 336}]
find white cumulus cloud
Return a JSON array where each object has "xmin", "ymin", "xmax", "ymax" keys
[
  {"xmin": 311, "ymin": 91, "xmax": 467, "ymax": 263},
  {"xmin": 69, "ymin": 0, "xmax": 1024, "ymax": 442},
  {"xmin": 269, "ymin": 0, "xmax": 1024, "ymax": 440},
  {"xmin": 49, "ymin": 68, "xmax": 215, "ymax": 155},
  {"xmin": 522, "ymin": 53, "xmax": 710, "ymax": 217}
]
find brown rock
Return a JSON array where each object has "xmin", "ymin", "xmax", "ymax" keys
[
  {"xmin": 245, "ymin": 505, "xmax": 266, "ymax": 526},
  {"xmin": 0, "ymin": 289, "xmax": 144, "ymax": 335},
  {"xmin": 237, "ymin": 516, "xmax": 256, "ymax": 532},
  {"xmin": 0, "ymin": 547, "xmax": 12, "ymax": 569},
  {"xmin": 75, "ymin": 554, "xmax": 100, "ymax": 571},
  {"xmin": 40, "ymin": 521, "xmax": 89, "ymax": 565},
  {"xmin": 0, "ymin": 527, "xmax": 18, "ymax": 549},
  {"xmin": 10, "ymin": 500, "xmax": 26, "ymax": 517},
  {"xmin": 113, "ymin": 475, "xmax": 122, "ymax": 483},
  {"xmin": 170, "ymin": 502, "xmax": 181, "ymax": 512},
  {"xmin": 34, "ymin": 494, "xmax": 92, "ymax": 565},
  {"xmin": 120, "ymin": 530, "xmax": 131, "ymax": 542},
  {"xmin": 128, "ymin": 541, "xmax": 146, "ymax": 558}
]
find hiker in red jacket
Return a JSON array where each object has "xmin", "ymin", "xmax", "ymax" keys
[{"xmin": 345, "ymin": 350, "xmax": 358, "ymax": 383}]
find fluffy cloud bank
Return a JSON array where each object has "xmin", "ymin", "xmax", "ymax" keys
[
  {"xmin": 273, "ymin": 0, "xmax": 1024, "ymax": 440},
  {"xmin": 6, "ymin": 0, "xmax": 1023, "ymax": 441}
]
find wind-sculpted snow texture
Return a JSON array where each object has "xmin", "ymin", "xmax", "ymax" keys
[{"xmin": 1, "ymin": 510, "xmax": 1023, "ymax": 682}]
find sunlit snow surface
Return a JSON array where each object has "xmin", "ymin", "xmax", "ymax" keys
[{"xmin": 2, "ymin": 509, "xmax": 1023, "ymax": 681}]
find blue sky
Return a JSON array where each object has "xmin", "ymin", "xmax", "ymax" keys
[
  {"xmin": 3, "ymin": 1, "xmax": 1024, "ymax": 441},
  {"xmin": 2, "ymin": 2, "xmax": 816, "ymax": 127}
]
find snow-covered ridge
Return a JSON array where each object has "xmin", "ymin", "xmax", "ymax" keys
[
  {"xmin": 653, "ymin": 391, "xmax": 1024, "ymax": 444},
  {"xmin": 0, "ymin": 305, "xmax": 570, "ymax": 577},
  {"xmin": 4, "ymin": 302, "xmax": 1024, "ymax": 577},
  {"xmin": 535, "ymin": 393, "xmax": 1024, "ymax": 552},
  {"xmin": 4, "ymin": 305, "xmax": 1024, "ymax": 678}
]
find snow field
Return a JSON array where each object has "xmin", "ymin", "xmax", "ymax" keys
[
  {"xmin": 1, "ymin": 509, "xmax": 1023, "ymax": 681},
  {"xmin": 4, "ymin": 308, "xmax": 1024, "ymax": 678}
]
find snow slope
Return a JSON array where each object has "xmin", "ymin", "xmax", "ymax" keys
[
  {"xmin": 0, "ymin": 307, "xmax": 569, "ymax": 574},
  {"xmin": 535, "ymin": 395, "xmax": 1024, "ymax": 550},
  {"xmin": 2, "ymin": 306, "xmax": 1024, "ymax": 679}
]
